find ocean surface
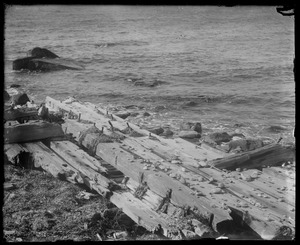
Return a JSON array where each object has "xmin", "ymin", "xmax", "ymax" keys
[{"xmin": 4, "ymin": 5, "xmax": 295, "ymax": 143}]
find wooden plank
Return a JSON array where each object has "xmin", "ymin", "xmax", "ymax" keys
[
  {"xmin": 23, "ymin": 142, "xmax": 76, "ymax": 180},
  {"xmin": 4, "ymin": 121, "xmax": 64, "ymax": 143},
  {"xmin": 4, "ymin": 108, "xmax": 38, "ymax": 121},
  {"xmin": 4, "ymin": 144, "xmax": 29, "ymax": 164},
  {"xmin": 49, "ymin": 140, "xmax": 118, "ymax": 197},
  {"xmin": 110, "ymin": 191, "xmax": 170, "ymax": 234},
  {"xmin": 207, "ymin": 143, "xmax": 295, "ymax": 170}
]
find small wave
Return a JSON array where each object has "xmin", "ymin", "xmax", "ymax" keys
[{"xmin": 94, "ymin": 40, "xmax": 148, "ymax": 48}]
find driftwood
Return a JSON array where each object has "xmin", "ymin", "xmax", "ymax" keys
[
  {"xmin": 207, "ymin": 143, "xmax": 295, "ymax": 170},
  {"xmin": 4, "ymin": 121, "xmax": 64, "ymax": 143}
]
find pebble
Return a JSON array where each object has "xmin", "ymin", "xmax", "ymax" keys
[
  {"xmin": 16, "ymin": 238, "xmax": 23, "ymax": 242},
  {"xmin": 143, "ymin": 166, "xmax": 149, "ymax": 170},
  {"xmin": 198, "ymin": 176, "xmax": 205, "ymax": 182},
  {"xmin": 218, "ymin": 183, "xmax": 225, "ymax": 189},
  {"xmin": 278, "ymin": 198, "xmax": 284, "ymax": 202},
  {"xmin": 181, "ymin": 167, "xmax": 186, "ymax": 172},
  {"xmin": 236, "ymin": 168, "xmax": 241, "ymax": 172},
  {"xmin": 169, "ymin": 173, "xmax": 176, "ymax": 178},
  {"xmin": 196, "ymin": 191, "xmax": 205, "ymax": 197},
  {"xmin": 208, "ymin": 177, "xmax": 215, "ymax": 183},
  {"xmin": 171, "ymin": 160, "xmax": 182, "ymax": 164},
  {"xmin": 211, "ymin": 188, "xmax": 224, "ymax": 194}
]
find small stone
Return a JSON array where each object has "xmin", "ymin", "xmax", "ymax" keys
[
  {"xmin": 218, "ymin": 183, "xmax": 225, "ymax": 189},
  {"xmin": 198, "ymin": 176, "xmax": 205, "ymax": 182},
  {"xmin": 169, "ymin": 173, "xmax": 176, "ymax": 178},
  {"xmin": 290, "ymin": 208, "xmax": 295, "ymax": 212},
  {"xmin": 211, "ymin": 188, "xmax": 223, "ymax": 194},
  {"xmin": 236, "ymin": 168, "xmax": 241, "ymax": 172},
  {"xmin": 16, "ymin": 238, "xmax": 23, "ymax": 242},
  {"xmin": 208, "ymin": 177, "xmax": 215, "ymax": 183},
  {"xmin": 179, "ymin": 177, "xmax": 186, "ymax": 185},
  {"xmin": 143, "ymin": 166, "xmax": 149, "ymax": 170},
  {"xmin": 250, "ymin": 172, "xmax": 258, "ymax": 179},
  {"xmin": 171, "ymin": 160, "xmax": 182, "ymax": 164},
  {"xmin": 278, "ymin": 198, "xmax": 284, "ymax": 202},
  {"xmin": 181, "ymin": 167, "xmax": 186, "ymax": 172},
  {"xmin": 196, "ymin": 191, "xmax": 205, "ymax": 197}
]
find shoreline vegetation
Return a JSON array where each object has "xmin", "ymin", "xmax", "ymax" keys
[{"xmin": 3, "ymin": 88, "xmax": 295, "ymax": 241}]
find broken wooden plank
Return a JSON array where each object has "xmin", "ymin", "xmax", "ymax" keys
[
  {"xmin": 4, "ymin": 121, "xmax": 64, "ymax": 143},
  {"xmin": 4, "ymin": 143, "xmax": 29, "ymax": 164},
  {"xmin": 207, "ymin": 143, "xmax": 295, "ymax": 170},
  {"xmin": 4, "ymin": 108, "xmax": 38, "ymax": 121}
]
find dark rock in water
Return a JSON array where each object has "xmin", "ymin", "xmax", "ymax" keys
[
  {"xmin": 184, "ymin": 101, "xmax": 198, "ymax": 107},
  {"xmin": 228, "ymin": 138, "xmax": 264, "ymax": 152},
  {"xmin": 13, "ymin": 47, "xmax": 83, "ymax": 71},
  {"xmin": 178, "ymin": 131, "xmax": 201, "ymax": 139},
  {"xmin": 154, "ymin": 105, "xmax": 166, "ymax": 111},
  {"xmin": 115, "ymin": 111, "xmax": 131, "ymax": 119},
  {"xmin": 203, "ymin": 132, "xmax": 232, "ymax": 145},
  {"xmin": 267, "ymin": 125, "xmax": 287, "ymax": 133},
  {"xmin": 12, "ymin": 93, "xmax": 30, "ymax": 106},
  {"xmin": 10, "ymin": 84, "xmax": 21, "ymax": 88},
  {"xmin": 4, "ymin": 90, "xmax": 10, "ymax": 101},
  {"xmin": 143, "ymin": 112, "xmax": 151, "ymax": 117},
  {"xmin": 180, "ymin": 122, "xmax": 202, "ymax": 134},
  {"xmin": 13, "ymin": 57, "xmax": 36, "ymax": 70},
  {"xmin": 29, "ymin": 47, "xmax": 59, "ymax": 59},
  {"xmin": 148, "ymin": 127, "xmax": 164, "ymax": 135},
  {"xmin": 129, "ymin": 112, "xmax": 139, "ymax": 117},
  {"xmin": 161, "ymin": 128, "xmax": 174, "ymax": 137}
]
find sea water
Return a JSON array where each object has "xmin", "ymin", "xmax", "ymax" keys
[{"xmin": 4, "ymin": 5, "xmax": 295, "ymax": 143}]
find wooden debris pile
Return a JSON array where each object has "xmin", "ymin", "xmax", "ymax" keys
[{"xmin": 3, "ymin": 94, "xmax": 295, "ymax": 240}]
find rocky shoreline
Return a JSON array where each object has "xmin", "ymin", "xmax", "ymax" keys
[{"xmin": 3, "ymin": 89, "xmax": 295, "ymax": 241}]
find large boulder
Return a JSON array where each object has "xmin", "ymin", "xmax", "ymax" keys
[{"xmin": 29, "ymin": 47, "xmax": 59, "ymax": 58}]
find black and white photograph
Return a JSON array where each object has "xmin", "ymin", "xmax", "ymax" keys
[{"xmin": 3, "ymin": 4, "xmax": 295, "ymax": 241}]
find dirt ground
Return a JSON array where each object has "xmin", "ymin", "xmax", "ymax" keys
[{"xmin": 2, "ymin": 162, "xmax": 164, "ymax": 242}]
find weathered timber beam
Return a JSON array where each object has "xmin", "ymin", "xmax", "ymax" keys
[
  {"xmin": 23, "ymin": 142, "xmax": 77, "ymax": 181},
  {"xmin": 207, "ymin": 143, "xmax": 295, "ymax": 170},
  {"xmin": 4, "ymin": 144, "xmax": 29, "ymax": 164},
  {"xmin": 4, "ymin": 108, "xmax": 38, "ymax": 121},
  {"xmin": 4, "ymin": 121, "xmax": 64, "ymax": 144},
  {"xmin": 49, "ymin": 140, "xmax": 118, "ymax": 197}
]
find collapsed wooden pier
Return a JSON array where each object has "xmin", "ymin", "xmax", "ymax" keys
[{"xmin": 4, "ymin": 95, "xmax": 295, "ymax": 240}]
